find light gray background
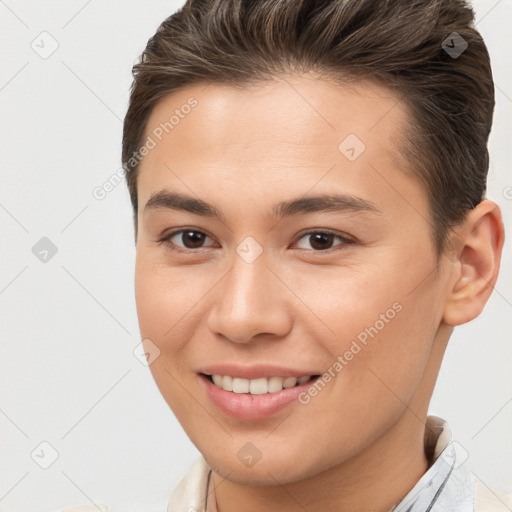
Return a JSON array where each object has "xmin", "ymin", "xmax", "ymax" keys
[{"xmin": 1, "ymin": 1, "xmax": 511, "ymax": 511}]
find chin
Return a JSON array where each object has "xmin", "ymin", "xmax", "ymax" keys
[{"xmin": 201, "ymin": 441, "xmax": 338, "ymax": 487}]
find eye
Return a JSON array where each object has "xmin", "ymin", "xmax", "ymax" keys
[
  {"xmin": 157, "ymin": 228, "xmax": 354, "ymax": 253},
  {"xmin": 157, "ymin": 229, "xmax": 217, "ymax": 251},
  {"xmin": 293, "ymin": 230, "xmax": 354, "ymax": 252}
]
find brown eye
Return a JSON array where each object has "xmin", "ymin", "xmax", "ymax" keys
[
  {"xmin": 308, "ymin": 232, "xmax": 335, "ymax": 250},
  {"xmin": 294, "ymin": 230, "xmax": 353, "ymax": 252},
  {"xmin": 178, "ymin": 231, "xmax": 207, "ymax": 249},
  {"xmin": 159, "ymin": 229, "xmax": 216, "ymax": 250}
]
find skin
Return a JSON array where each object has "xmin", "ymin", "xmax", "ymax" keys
[{"xmin": 133, "ymin": 75, "xmax": 504, "ymax": 512}]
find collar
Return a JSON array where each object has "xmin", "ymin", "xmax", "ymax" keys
[
  {"xmin": 389, "ymin": 415, "xmax": 474, "ymax": 512},
  {"xmin": 167, "ymin": 415, "xmax": 474, "ymax": 512}
]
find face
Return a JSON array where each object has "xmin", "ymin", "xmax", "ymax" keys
[{"xmin": 134, "ymin": 76, "xmax": 453, "ymax": 485}]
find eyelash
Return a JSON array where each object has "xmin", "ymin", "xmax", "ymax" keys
[{"xmin": 156, "ymin": 228, "xmax": 355, "ymax": 254}]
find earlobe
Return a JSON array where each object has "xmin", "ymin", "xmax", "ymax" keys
[{"xmin": 442, "ymin": 199, "xmax": 504, "ymax": 326}]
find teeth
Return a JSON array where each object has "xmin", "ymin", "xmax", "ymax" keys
[
  {"xmin": 283, "ymin": 377, "xmax": 297, "ymax": 388},
  {"xmin": 210, "ymin": 374, "xmax": 314, "ymax": 394},
  {"xmin": 248, "ymin": 378, "xmax": 266, "ymax": 394},
  {"xmin": 268, "ymin": 376, "xmax": 285, "ymax": 393},
  {"xmin": 233, "ymin": 377, "xmax": 250, "ymax": 393},
  {"xmin": 223, "ymin": 375, "xmax": 233, "ymax": 391}
]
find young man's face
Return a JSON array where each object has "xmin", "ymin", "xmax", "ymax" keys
[{"xmin": 134, "ymin": 77, "xmax": 454, "ymax": 484}]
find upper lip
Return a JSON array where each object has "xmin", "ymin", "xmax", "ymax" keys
[{"xmin": 197, "ymin": 363, "xmax": 321, "ymax": 380}]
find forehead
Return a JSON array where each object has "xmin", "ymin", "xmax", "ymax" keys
[
  {"xmin": 143, "ymin": 76, "xmax": 408, "ymax": 162},
  {"xmin": 137, "ymin": 76, "xmax": 423, "ymax": 220}
]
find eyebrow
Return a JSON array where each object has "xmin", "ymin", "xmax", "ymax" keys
[{"xmin": 143, "ymin": 190, "xmax": 381, "ymax": 221}]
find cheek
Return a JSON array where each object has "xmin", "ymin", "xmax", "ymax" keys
[
  {"xmin": 294, "ymin": 258, "xmax": 441, "ymax": 398},
  {"xmin": 134, "ymin": 254, "xmax": 200, "ymax": 338},
  {"xmin": 350, "ymin": 296, "xmax": 438, "ymax": 415},
  {"xmin": 134, "ymin": 261, "xmax": 169, "ymax": 340},
  {"xmin": 133, "ymin": 254, "xmax": 217, "ymax": 388},
  {"xmin": 134, "ymin": 256, "xmax": 201, "ymax": 413}
]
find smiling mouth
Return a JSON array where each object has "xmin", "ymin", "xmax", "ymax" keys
[{"xmin": 201, "ymin": 373, "xmax": 321, "ymax": 395}]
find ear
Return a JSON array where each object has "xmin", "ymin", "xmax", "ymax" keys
[{"xmin": 443, "ymin": 199, "xmax": 505, "ymax": 326}]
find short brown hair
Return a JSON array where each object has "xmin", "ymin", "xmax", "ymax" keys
[{"xmin": 122, "ymin": 0, "xmax": 495, "ymax": 252}]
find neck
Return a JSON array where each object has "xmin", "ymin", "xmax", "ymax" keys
[{"xmin": 212, "ymin": 410, "xmax": 430, "ymax": 512}]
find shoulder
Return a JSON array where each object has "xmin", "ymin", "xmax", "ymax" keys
[
  {"xmin": 50, "ymin": 500, "xmax": 167, "ymax": 512},
  {"xmin": 474, "ymin": 478, "xmax": 512, "ymax": 511},
  {"xmin": 45, "ymin": 458, "xmax": 209, "ymax": 512},
  {"xmin": 167, "ymin": 455, "xmax": 211, "ymax": 511},
  {"xmin": 51, "ymin": 507, "xmax": 109, "ymax": 512}
]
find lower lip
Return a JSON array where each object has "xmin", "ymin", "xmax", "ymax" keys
[{"xmin": 198, "ymin": 373, "xmax": 319, "ymax": 421}]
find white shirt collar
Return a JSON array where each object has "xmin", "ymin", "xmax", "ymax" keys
[{"xmin": 389, "ymin": 415, "xmax": 474, "ymax": 512}]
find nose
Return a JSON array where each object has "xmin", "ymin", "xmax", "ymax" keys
[{"xmin": 206, "ymin": 248, "xmax": 293, "ymax": 344}]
